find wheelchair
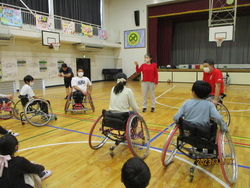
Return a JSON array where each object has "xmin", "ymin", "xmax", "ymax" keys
[
  {"xmin": 207, "ymin": 93, "xmax": 230, "ymax": 126},
  {"xmin": 0, "ymin": 98, "xmax": 15, "ymax": 119},
  {"xmin": 89, "ymin": 110, "xmax": 150, "ymax": 159},
  {"xmin": 64, "ymin": 91, "xmax": 95, "ymax": 114},
  {"xmin": 161, "ymin": 118, "xmax": 238, "ymax": 185},
  {"xmin": 13, "ymin": 95, "xmax": 57, "ymax": 126}
]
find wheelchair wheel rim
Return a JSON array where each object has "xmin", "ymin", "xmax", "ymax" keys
[
  {"xmin": 0, "ymin": 100, "xmax": 14, "ymax": 119},
  {"xmin": 89, "ymin": 115, "xmax": 109, "ymax": 149},
  {"xmin": 218, "ymin": 131, "xmax": 238, "ymax": 185},
  {"xmin": 24, "ymin": 99, "xmax": 53, "ymax": 126},
  {"xmin": 126, "ymin": 114, "xmax": 150, "ymax": 159},
  {"xmin": 161, "ymin": 125, "xmax": 179, "ymax": 166}
]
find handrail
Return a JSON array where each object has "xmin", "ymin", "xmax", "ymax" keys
[{"xmin": 0, "ymin": 2, "xmax": 120, "ymax": 43}]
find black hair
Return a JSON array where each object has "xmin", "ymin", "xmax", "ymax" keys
[
  {"xmin": 192, "ymin": 80, "xmax": 212, "ymax": 99},
  {"xmin": 113, "ymin": 73, "xmax": 127, "ymax": 95},
  {"xmin": 23, "ymin": 75, "xmax": 34, "ymax": 83},
  {"xmin": 121, "ymin": 157, "xmax": 151, "ymax": 188},
  {"xmin": 0, "ymin": 134, "xmax": 18, "ymax": 156},
  {"xmin": 144, "ymin": 53, "xmax": 152, "ymax": 64},
  {"xmin": 62, "ymin": 63, "xmax": 67, "ymax": 68},
  {"xmin": 203, "ymin": 59, "xmax": 214, "ymax": 67},
  {"xmin": 77, "ymin": 66, "xmax": 84, "ymax": 72}
]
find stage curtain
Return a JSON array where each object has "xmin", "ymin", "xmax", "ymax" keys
[{"xmin": 171, "ymin": 16, "xmax": 250, "ymax": 65}]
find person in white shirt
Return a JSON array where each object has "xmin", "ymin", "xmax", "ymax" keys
[
  {"xmin": 71, "ymin": 67, "xmax": 92, "ymax": 105},
  {"xmin": 109, "ymin": 73, "xmax": 140, "ymax": 115},
  {"xmin": 20, "ymin": 75, "xmax": 50, "ymax": 114}
]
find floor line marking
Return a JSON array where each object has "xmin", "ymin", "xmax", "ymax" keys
[{"xmin": 19, "ymin": 141, "xmax": 235, "ymax": 188}]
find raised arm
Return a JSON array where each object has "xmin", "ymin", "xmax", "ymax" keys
[{"xmin": 135, "ymin": 61, "xmax": 143, "ymax": 73}]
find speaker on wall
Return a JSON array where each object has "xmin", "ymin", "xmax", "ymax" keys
[{"xmin": 134, "ymin": 10, "xmax": 140, "ymax": 26}]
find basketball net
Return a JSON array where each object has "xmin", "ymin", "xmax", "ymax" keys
[
  {"xmin": 215, "ymin": 37, "xmax": 225, "ymax": 47},
  {"xmin": 51, "ymin": 43, "xmax": 60, "ymax": 51}
]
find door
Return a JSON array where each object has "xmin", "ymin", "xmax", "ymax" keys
[{"xmin": 76, "ymin": 58, "xmax": 91, "ymax": 80}]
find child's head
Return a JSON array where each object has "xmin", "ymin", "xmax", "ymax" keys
[
  {"xmin": 114, "ymin": 73, "xmax": 127, "ymax": 95},
  {"xmin": 0, "ymin": 134, "xmax": 18, "ymax": 156},
  {"xmin": 192, "ymin": 80, "xmax": 211, "ymax": 99},
  {"xmin": 144, "ymin": 53, "xmax": 152, "ymax": 64},
  {"xmin": 121, "ymin": 157, "xmax": 151, "ymax": 188},
  {"xmin": 77, "ymin": 66, "xmax": 84, "ymax": 77},
  {"xmin": 23, "ymin": 75, "xmax": 34, "ymax": 84}
]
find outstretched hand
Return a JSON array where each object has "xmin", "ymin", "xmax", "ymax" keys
[{"xmin": 134, "ymin": 61, "xmax": 139, "ymax": 66}]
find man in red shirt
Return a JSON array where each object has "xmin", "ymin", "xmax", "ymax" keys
[{"xmin": 203, "ymin": 59, "xmax": 224, "ymax": 105}]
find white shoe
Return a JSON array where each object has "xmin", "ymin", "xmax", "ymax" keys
[
  {"xmin": 41, "ymin": 170, "xmax": 52, "ymax": 181},
  {"xmin": 10, "ymin": 132, "xmax": 19, "ymax": 136},
  {"xmin": 7, "ymin": 129, "xmax": 12, "ymax": 133}
]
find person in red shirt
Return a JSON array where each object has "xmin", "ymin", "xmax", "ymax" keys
[
  {"xmin": 203, "ymin": 59, "xmax": 224, "ymax": 105},
  {"xmin": 134, "ymin": 53, "xmax": 158, "ymax": 112}
]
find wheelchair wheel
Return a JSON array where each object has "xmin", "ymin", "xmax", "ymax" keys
[
  {"xmin": 218, "ymin": 131, "xmax": 238, "ymax": 185},
  {"xmin": 0, "ymin": 100, "xmax": 15, "ymax": 119},
  {"xmin": 89, "ymin": 114, "xmax": 109, "ymax": 149},
  {"xmin": 126, "ymin": 114, "xmax": 150, "ymax": 159},
  {"xmin": 24, "ymin": 99, "xmax": 53, "ymax": 126},
  {"xmin": 13, "ymin": 100, "xmax": 23, "ymax": 120},
  {"xmin": 87, "ymin": 93, "xmax": 95, "ymax": 112},
  {"xmin": 161, "ymin": 125, "xmax": 179, "ymax": 166},
  {"xmin": 216, "ymin": 103, "xmax": 230, "ymax": 126}
]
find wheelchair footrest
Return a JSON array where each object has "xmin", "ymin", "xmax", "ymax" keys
[{"xmin": 73, "ymin": 103, "xmax": 84, "ymax": 110}]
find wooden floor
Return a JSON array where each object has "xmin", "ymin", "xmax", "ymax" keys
[{"xmin": 2, "ymin": 81, "xmax": 250, "ymax": 188}]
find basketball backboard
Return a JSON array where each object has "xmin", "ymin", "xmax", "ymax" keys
[
  {"xmin": 209, "ymin": 25, "xmax": 234, "ymax": 42},
  {"xmin": 42, "ymin": 31, "xmax": 60, "ymax": 46}
]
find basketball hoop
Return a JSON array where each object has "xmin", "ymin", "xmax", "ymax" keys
[
  {"xmin": 51, "ymin": 43, "xmax": 60, "ymax": 51},
  {"xmin": 215, "ymin": 37, "xmax": 225, "ymax": 47}
]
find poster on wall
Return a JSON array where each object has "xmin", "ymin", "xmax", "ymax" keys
[
  {"xmin": 47, "ymin": 60, "xmax": 58, "ymax": 78},
  {"xmin": 124, "ymin": 29, "xmax": 145, "ymax": 49},
  {"xmin": 0, "ymin": 7, "xmax": 2, "ymax": 18},
  {"xmin": 1, "ymin": 7, "xmax": 22, "ymax": 27},
  {"xmin": 98, "ymin": 29, "xmax": 108, "ymax": 40},
  {"xmin": 1, "ymin": 59, "xmax": 18, "ymax": 80},
  {"xmin": 36, "ymin": 14, "xmax": 52, "ymax": 31},
  {"xmin": 39, "ymin": 61, "xmax": 47, "ymax": 72},
  {"xmin": 0, "ymin": 61, "xmax": 2, "ymax": 81},
  {"xmin": 26, "ymin": 61, "xmax": 40, "ymax": 78},
  {"xmin": 62, "ymin": 20, "xmax": 75, "ymax": 35},
  {"xmin": 82, "ymin": 24, "xmax": 93, "ymax": 37}
]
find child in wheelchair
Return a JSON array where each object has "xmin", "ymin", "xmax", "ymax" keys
[
  {"xmin": 104, "ymin": 72, "xmax": 140, "ymax": 126},
  {"xmin": 173, "ymin": 80, "xmax": 228, "ymax": 155},
  {"xmin": 20, "ymin": 75, "xmax": 51, "ymax": 117},
  {"xmin": 71, "ymin": 67, "xmax": 92, "ymax": 109},
  {"xmin": 108, "ymin": 73, "xmax": 140, "ymax": 115}
]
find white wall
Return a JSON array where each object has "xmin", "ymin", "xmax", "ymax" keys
[
  {"xmin": 0, "ymin": 38, "xmax": 116, "ymax": 89},
  {"xmin": 105, "ymin": 0, "xmax": 175, "ymax": 77}
]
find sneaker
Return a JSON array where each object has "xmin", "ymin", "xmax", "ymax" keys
[
  {"xmin": 41, "ymin": 170, "xmax": 52, "ymax": 181},
  {"xmin": 142, "ymin": 108, "xmax": 146, "ymax": 112},
  {"xmin": 64, "ymin": 95, "xmax": 68, "ymax": 99},
  {"xmin": 10, "ymin": 132, "xmax": 19, "ymax": 136},
  {"xmin": 151, "ymin": 108, "xmax": 155, "ymax": 112}
]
